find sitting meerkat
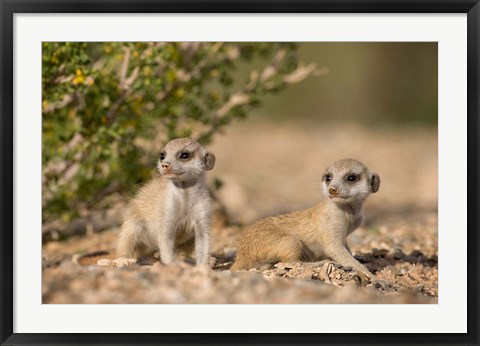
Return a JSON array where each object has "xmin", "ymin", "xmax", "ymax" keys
[
  {"xmin": 231, "ymin": 158, "xmax": 380, "ymax": 281},
  {"xmin": 117, "ymin": 138, "xmax": 215, "ymax": 265}
]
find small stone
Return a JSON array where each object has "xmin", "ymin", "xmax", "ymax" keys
[
  {"xmin": 113, "ymin": 257, "xmax": 137, "ymax": 267},
  {"xmin": 71, "ymin": 254, "xmax": 81, "ymax": 263},
  {"xmin": 97, "ymin": 259, "xmax": 112, "ymax": 266},
  {"xmin": 354, "ymin": 254, "xmax": 368, "ymax": 262},
  {"xmin": 402, "ymin": 256, "xmax": 418, "ymax": 263},
  {"xmin": 393, "ymin": 250, "xmax": 406, "ymax": 260},
  {"xmin": 372, "ymin": 248, "xmax": 388, "ymax": 257}
]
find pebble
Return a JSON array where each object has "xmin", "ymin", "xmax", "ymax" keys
[
  {"xmin": 113, "ymin": 257, "xmax": 137, "ymax": 267},
  {"xmin": 97, "ymin": 259, "xmax": 112, "ymax": 266},
  {"xmin": 393, "ymin": 250, "xmax": 406, "ymax": 260},
  {"xmin": 71, "ymin": 254, "xmax": 81, "ymax": 263}
]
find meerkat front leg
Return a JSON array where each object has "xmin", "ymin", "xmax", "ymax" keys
[
  {"xmin": 323, "ymin": 234, "xmax": 393, "ymax": 291},
  {"xmin": 194, "ymin": 218, "xmax": 211, "ymax": 266},
  {"xmin": 327, "ymin": 245, "xmax": 373, "ymax": 280},
  {"xmin": 323, "ymin": 231, "xmax": 374, "ymax": 281},
  {"xmin": 157, "ymin": 222, "xmax": 176, "ymax": 264},
  {"xmin": 345, "ymin": 242, "xmax": 352, "ymax": 255}
]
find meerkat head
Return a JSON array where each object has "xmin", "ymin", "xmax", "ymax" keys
[
  {"xmin": 321, "ymin": 158, "xmax": 380, "ymax": 205},
  {"xmin": 157, "ymin": 138, "xmax": 215, "ymax": 182}
]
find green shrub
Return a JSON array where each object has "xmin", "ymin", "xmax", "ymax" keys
[{"xmin": 42, "ymin": 42, "xmax": 318, "ymax": 223}]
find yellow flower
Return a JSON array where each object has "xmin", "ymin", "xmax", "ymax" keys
[{"xmin": 72, "ymin": 76, "xmax": 85, "ymax": 85}]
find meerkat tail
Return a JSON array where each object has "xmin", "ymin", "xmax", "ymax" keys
[
  {"xmin": 77, "ymin": 251, "xmax": 115, "ymax": 266},
  {"xmin": 117, "ymin": 219, "xmax": 143, "ymax": 258}
]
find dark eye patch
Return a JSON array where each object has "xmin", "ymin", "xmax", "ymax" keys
[
  {"xmin": 179, "ymin": 151, "xmax": 191, "ymax": 160},
  {"xmin": 160, "ymin": 152, "xmax": 166, "ymax": 160},
  {"xmin": 324, "ymin": 174, "xmax": 332, "ymax": 182},
  {"xmin": 346, "ymin": 174, "xmax": 358, "ymax": 182}
]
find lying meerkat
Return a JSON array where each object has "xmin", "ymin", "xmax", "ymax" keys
[
  {"xmin": 117, "ymin": 138, "xmax": 215, "ymax": 265},
  {"xmin": 231, "ymin": 158, "xmax": 380, "ymax": 281}
]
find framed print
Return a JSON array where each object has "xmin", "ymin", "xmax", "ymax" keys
[{"xmin": 1, "ymin": 1, "xmax": 479, "ymax": 345}]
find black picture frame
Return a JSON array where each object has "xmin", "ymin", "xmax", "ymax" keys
[{"xmin": 1, "ymin": 1, "xmax": 479, "ymax": 345}]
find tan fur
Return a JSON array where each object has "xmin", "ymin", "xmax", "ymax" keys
[
  {"xmin": 231, "ymin": 158, "xmax": 380, "ymax": 281},
  {"xmin": 117, "ymin": 138, "xmax": 215, "ymax": 265}
]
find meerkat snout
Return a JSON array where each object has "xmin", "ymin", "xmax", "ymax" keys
[
  {"xmin": 322, "ymin": 158, "xmax": 380, "ymax": 204},
  {"xmin": 328, "ymin": 187, "xmax": 338, "ymax": 195}
]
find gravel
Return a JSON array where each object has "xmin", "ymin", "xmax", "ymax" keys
[{"xmin": 42, "ymin": 122, "xmax": 438, "ymax": 304}]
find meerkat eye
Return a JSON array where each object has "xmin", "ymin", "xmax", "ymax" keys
[
  {"xmin": 347, "ymin": 174, "xmax": 358, "ymax": 182},
  {"xmin": 324, "ymin": 174, "xmax": 332, "ymax": 182},
  {"xmin": 179, "ymin": 152, "xmax": 191, "ymax": 160},
  {"xmin": 160, "ymin": 152, "xmax": 166, "ymax": 161}
]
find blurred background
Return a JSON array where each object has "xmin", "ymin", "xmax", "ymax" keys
[
  {"xmin": 211, "ymin": 42, "xmax": 437, "ymax": 225},
  {"xmin": 42, "ymin": 42, "xmax": 438, "ymax": 303},
  {"xmin": 259, "ymin": 42, "xmax": 437, "ymax": 124}
]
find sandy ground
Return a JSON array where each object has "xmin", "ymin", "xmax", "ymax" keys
[{"xmin": 42, "ymin": 120, "xmax": 438, "ymax": 304}]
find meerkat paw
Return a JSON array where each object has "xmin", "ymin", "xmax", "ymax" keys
[
  {"xmin": 208, "ymin": 256, "xmax": 218, "ymax": 268},
  {"xmin": 358, "ymin": 274, "xmax": 370, "ymax": 287},
  {"xmin": 369, "ymin": 279, "xmax": 394, "ymax": 293},
  {"xmin": 353, "ymin": 271, "xmax": 393, "ymax": 292},
  {"xmin": 136, "ymin": 257, "xmax": 157, "ymax": 266}
]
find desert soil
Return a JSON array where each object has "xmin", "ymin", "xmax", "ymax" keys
[{"xmin": 42, "ymin": 120, "xmax": 438, "ymax": 304}]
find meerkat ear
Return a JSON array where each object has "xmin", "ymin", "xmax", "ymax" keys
[
  {"xmin": 370, "ymin": 172, "xmax": 380, "ymax": 193},
  {"xmin": 204, "ymin": 151, "xmax": 216, "ymax": 170}
]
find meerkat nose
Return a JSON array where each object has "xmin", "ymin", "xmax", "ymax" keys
[
  {"xmin": 161, "ymin": 162, "xmax": 171, "ymax": 170},
  {"xmin": 329, "ymin": 187, "xmax": 338, "ymax": 195}
]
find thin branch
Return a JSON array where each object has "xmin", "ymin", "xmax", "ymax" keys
[
  {"xmin": 42, "ymin": 94, "xmax": 74, "ymax": 114},
  {"xmin": 283, "ymin": 64, "xmax": 326, "ymax": 84},
  {"xmin": 215, "ymin": 92, "xmax": 251, "ymax": 118}
]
